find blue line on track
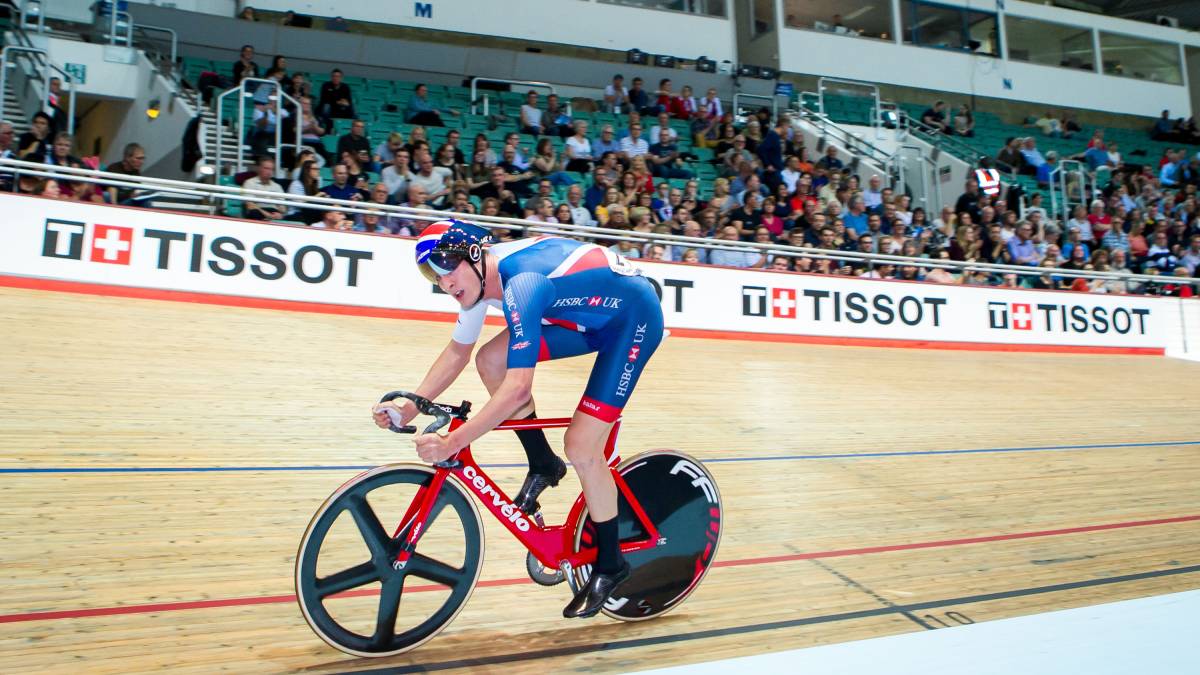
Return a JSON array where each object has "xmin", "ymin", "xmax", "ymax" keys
[{"xmin": 1, "ymin": 440, "xmax": 1196, "ymax": 474}]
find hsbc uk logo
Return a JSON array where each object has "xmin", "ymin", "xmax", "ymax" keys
[
  {"xmin": 552, "ymin": 295, "xmax": 623, "ymax": 309},
  {"xmin": 43, "ymin": 220, "xmax": 134, "ymax": 265}
]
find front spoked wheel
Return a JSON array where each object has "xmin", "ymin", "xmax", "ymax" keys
[
  {"xmin": 572, "ymin": 450, "xmax": 723, "ymax": 621},
  {"xmin": 295, "ymin": 464, "xmax": 484, "ymax": 657}
]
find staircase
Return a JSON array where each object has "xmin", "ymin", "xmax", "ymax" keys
[
  {"xmin": 1, "ymin": 74, "xmax": 32, "ymax": 137},
  {"xmin": 179, "ymin": 86, "xmax": 241, "ymax": 175}
]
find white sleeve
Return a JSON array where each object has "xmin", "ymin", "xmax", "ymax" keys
[{"xmin": 451, "ymin": 301, "xmax": 488, "ymax": 345}]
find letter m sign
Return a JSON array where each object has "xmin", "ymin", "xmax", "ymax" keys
[{"xmin": 415, "ymin": 2, "xmax": 432, "ymax": 18}]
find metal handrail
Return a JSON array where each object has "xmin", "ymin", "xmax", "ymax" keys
[
  {"xmin": 1, "ymin": 157, "xmax": 1188, "ymax": 289},
  {"xmin": 1049, "ymin": 159, "xmax": 1092, "ymax": 222},
  {"xmin": 817, "ymin": 76, "xmax": 882, "ymax": 137},
  {"xmin": 215, "ymin": 77, "xmax": 303, "ymax": 178},
  {"xmin": 0, "ymin": 45, "xmax": 77, "ymax": 135},
  {"xmin": 903, "ymin": 114, "xmax": 986, "ymax": 165},
  {"xmin": 132, "ymin": 23, "xmax": 178, "ymax": 69},
  {"xmin": 109, "ymin": 9, "xmax": 133, "ymax": 47},
  {"xmin": 791, "ymin": 106, "xmax": 893, "ymax": 168},
  {"xmin": 469, "ymin": 77, "xmax": 557, "ymax": 117}
]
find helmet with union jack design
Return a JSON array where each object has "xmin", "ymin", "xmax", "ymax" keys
[{"xmin": 414, "ymin": 219, "xmax": 493, "ymax": 283}]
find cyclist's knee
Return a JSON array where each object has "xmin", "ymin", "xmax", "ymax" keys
[
  {"xmin": 563, "ymin": 419, "xmax": 609, "ymax": 465},
  {"xmin": 475, "ymin": 333, "xmax": 507, "ymax": 386}
]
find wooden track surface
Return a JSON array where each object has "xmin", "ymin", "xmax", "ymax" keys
[{"xmin": 1, "ymin": 286, "xmax": 1198, "ymax": 674}]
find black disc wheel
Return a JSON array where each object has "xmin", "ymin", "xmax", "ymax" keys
[
  {"xmin": 572, "ymin": 450, "xmax": 723, "ymax": 621},
  {"xmin": 295, "ymin": 464, "xmax": 484, "ymax": 657}
]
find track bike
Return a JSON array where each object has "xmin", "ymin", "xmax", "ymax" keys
[{"xmin": 295, "ymin": 391, "xmax": 723, "ymax": 657}]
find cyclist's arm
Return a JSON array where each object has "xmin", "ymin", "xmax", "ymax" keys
[
  {"xmin": 410, "ymin": 339, "xmax": 473, "ymax": 400},
  {"xmin": 445, "ymin": 366, "xmax": 534, "ymax": 452}
]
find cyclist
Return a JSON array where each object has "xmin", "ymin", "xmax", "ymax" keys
[{"xmin": 372, "ymin": 220, "xmax": 665, "ymax": 618}]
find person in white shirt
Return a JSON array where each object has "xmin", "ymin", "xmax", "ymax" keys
[
  {"xmin": 381, "ymin": 149, "xmax": 412, "ymax": 201},
  {"xmin": 566, "ymin": 184, "xmax": 595, "ymax": 226},
  {"xmin": 242, "ymin": 157, "xmax": 285, "ymax": 220},
  {"xmin": 678, "ymin": 85, "xmax": 698, "ymax": 119},
  {"xmin": 862, "ymin": 175, "xmax": 884, "ymax": 210},
  {"xmin": 520, "ymin": 90, "xmax": 544, "ymax": 136},
  {"xmin": 648, "ymin": 111, "xmax": 677, "ymax": 145},
  {"xmin": 564, "ymin": 120, "xmax": 594, "ymax": 173},
  {"xmin": 603, "ymin": 74, "xmax": 628, "ymax": 114},
  {"xmin": 780, "ymin": 155, "xmax": 802, "ymax": 194},
  {"xmin": 618, "ymin": 123, "xmax": 649, "ymax": 159},
  {"xmin": 410, "ymin": 154, "xmax": 451, "ymax": 207}
]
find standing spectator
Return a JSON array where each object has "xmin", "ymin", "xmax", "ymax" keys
[
  {"xmin": 232, "ymin": 45, "xmax": 259, "ymax": 85},
  {"xmin": 242, "ymin": 156, "xmax": 285, "ymax": 220},
  {"xmin": 604, "ymin": 74, "xmax": 628, "ymax": 114},
  {"xmin": 337, "ymin": 119, "xmax": 373, "ymax": 171},
  {"xmin": 757, "ymin": 119, "xmax": 786, "ymax": 190},
  {"xmin": 318, "ymin": 69, "xmax": 354, "ymax": 120},
  {"xmin": 520, "ymin": 90, "xmax": 544, "ymax": 136},
  {"xmin": 405, "ymin": 83, "xmax": 459, "ymax": 127}
]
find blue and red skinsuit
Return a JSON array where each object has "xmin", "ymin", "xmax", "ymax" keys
[{"xmin": 451, "ymin": 237, "xmax": 664, "ymax": 421}]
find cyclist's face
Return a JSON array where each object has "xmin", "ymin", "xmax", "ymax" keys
[{"xmin": 436, "ymin": 259, "xmax": 481, "ymax": 308}]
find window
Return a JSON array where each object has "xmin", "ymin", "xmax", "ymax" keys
[
  {"xmin": 596, "ymin": 0, "xmax": 727, "ymax": 19},
  {"xmin": 901, "ymin": 1, "xmax": 998, "ymax": 56},
  {"xmin": 782, "ymin": 0, "xmax": 893, "ymax": 41},
  {"xmin": 1005, "ymin": 15, "xmax": 1095, "ymax": 71},
  {"xmin": 1099, "ymin": 31, "xmax": 1182, "ymax": 85}
]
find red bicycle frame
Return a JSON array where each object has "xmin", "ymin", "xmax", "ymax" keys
[{"xmin": 389, "ymin": 416, "xmax": 662, "ymax": 570}]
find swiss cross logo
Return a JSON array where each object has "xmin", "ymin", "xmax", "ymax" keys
[
  {"xmin": 1011, "ymin": 303, "xmax": 1032, "ymax": 330},
  {"xmin": 89, "ymin": 225, "xmax": 133, "ymax": 265},
  {"xmin": 988, "ymin": 301, "xmax": 1033, "ymax": 330},
  {"xmin": 627, "ymin": 345, "xmax": 640, "ymax": 362},
  {"xmin": 588, "ymin": 296, "xmax": 603, "ymax": 306},
  {"xmin": 772, "ymin": 288, "xmax": 797, "ymax": 319}
]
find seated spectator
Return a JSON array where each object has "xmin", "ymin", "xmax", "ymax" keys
[
  {"xmin": 603, "ymin": 74, "xmax": 628, "ymax": 114},
  {"xmin": 337, "ymin": 119, "xmax": 373, "ymax": 171},
  {"xmin": 519, "ymin": 90, "xmax": 545, "ymax": 136},
  {"xmin": 318, "ymin": 69, "xmax": 355, "ymax": 119},
  {"xmin": 248, "ymin": 97, "xmax": 289, "ymax": 157},
  {"xmin": 562, "ymin": 121, "xmax": 594, "ymax": 173},
  {"xmin": 381, "ymin": 149, "xmax": 412, "ymax": 201},
  {"xmin": 297, "ymin": 96, "xmax": 329, "ymax": 161},
  {"xmin": 287, "ymin": 159, "xmax": 323, "ymax": 223},
  {"xmin": 647, "ymin": 129, "xmax": 691, "ymax": 180},
  {"xmin": 501, "ymin": 131, "xmax": 531, "ymax": 170},
  {"xmin": 1033, "ymin": 110, "xmax": 1064, "ymax": 138},
  {"xmin": 694, "ymin": 88, "xmax": 723, "ymax": 147},
  {"xmin": 593, "ymin": 125, "xmax": 621, "ymax": 161},
  {"xmin": 1084, "ymin": 142, "xmax": 1112, "ymax": 171},
  {"xmin": 816, "ymin": 145, "xmax": 843, "ymax": 171},
  {"xmin": 285, "ymin": 72, "xmax": 312, "ymax": 100},
  {"xmin": 953, "ymin": 104, "xmax": 974, "ymax": 137},
  {"xmin": 921, "ymin": 101, "xmax": 949, "ymax": 133},
  {"xmin": 18, "ymin": 111, "xmax": 51, "ymax": 161},
  {"xmin": 1007, "ymin": 221, "xmax": 1039, "ymax": 265},
  {"xmin": 1152, "ymin": 110, "xmax": 1175, "ymax": 141},
  {"xmin": 1018, "ymin": 137, "xmax": 1046, "ymax": 176},
  {"xmin": 339, "ymin": 150, "xmax": 370, "ymax": 189},
  {"xmin": 709, "ymin": 225, "xmax": 765, "ymax": 268},
  {"xmin": 531, "ymin": 138, "xmax": 576, "ymax": 187},
  {"xmin": 841, "ymin": 196, "xmax": 868, "ymax": 236},
  {"xmin": 410, "ymin": 153, "xmax": 452, "ymax": 208},
  {"xmin": 544, "ymin": 94, "xmax": 573, "ymax": 137},
  {"xmin": 242, "ymin": 156, "xmax": 286, "ymax": 220},
  {"xmin": 619, "ymin": 123, "xmax": 649, "ymax": 160},
  {"xmin": 996, "ymin": 137, "xmax": 1024, "ymax": 173},
  {"xmin": 405, "ymin": 83, "xmax": 457, "ymax": 127},
  {"xmin": 1145, "ymin": 231, "xmax": 1180, "ymax": 273},
  {"xmin": 627, "ymin": 77, "xmax": 652, "ymax": 115},
  {"xmin": 232, "ymin": 44, "xmax": 259, "ymax": 85},
  {"xmin": 373, "ymin": 132, "xmax": 405, "ymax": 167},
  {"xmin": 105, "ymin": 142, "xmax": 146, "ymax": 205},
  {"xmin": 318, "ymin": 163, "xmax": 367, "ymax": 201},
  {"xmin": 315, "ymin": 209, "xmax": 353, "ymax": 231},
  {"xmin": 648, "ymin": 112, "xmax": 677, "ymax": 146},
  {"xmin": 674, "ymin": 85, "xmax": 697, "ymax": 119}
]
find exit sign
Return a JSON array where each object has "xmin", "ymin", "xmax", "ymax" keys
[{"xmin": 64, "ymin": 62, "xmax": 87, "ymax": 85}]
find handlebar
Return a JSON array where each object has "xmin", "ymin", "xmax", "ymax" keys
[{"xmin": 378, "ymin": 391, "xmax": 473, "ymax": 469}]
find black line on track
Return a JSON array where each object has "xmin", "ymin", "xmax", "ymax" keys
[
  {"xmin": 808, "ymin": 558, "xmax": 934, "ymax": 630},
  {"xmin": 332, "ymin": 563, "xmax": 1200, "ymax": 674}
]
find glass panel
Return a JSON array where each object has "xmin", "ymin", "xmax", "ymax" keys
[
  {"xmin": 782, "ymin": 0, "xmax": 894, "ymax": 41},
  {"xmin": 902, "ymin": 2, "xmax": 997, "ymax": 55},
  {"xmin": 596, "ymin": 0, "xmax": 727, "ymax": 19},
  {"xmin": 1099, "ymin": 31, "xmax": 1182, "ymax": 85},
  {"xmin": 752, "ymin": 0, "xmax": 775, "ymax": 37},
  {"xmin": 1005, "ymin": 15, "xmax": 1095, "ymax": 71}
]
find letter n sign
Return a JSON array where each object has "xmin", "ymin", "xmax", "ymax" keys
[{"xmin": 415, "ymin": 2, "xmax": 432, "ymax": 18}]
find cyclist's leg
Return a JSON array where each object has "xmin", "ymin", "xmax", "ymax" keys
[{"xmin": 475, "ymin": 326, "xmax": 596, "ymax": 400}]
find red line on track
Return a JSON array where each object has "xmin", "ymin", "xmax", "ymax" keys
[
  {"xmin": 0, "ymin": 274, "xmax": 1164, "ymax": 356},
  {"xmin": 1, "ymin": 514, "xmax": 1195, "ymax": 625}
]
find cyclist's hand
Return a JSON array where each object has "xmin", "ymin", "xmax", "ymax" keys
[
  {"xmin": 372, "ymin": 399, "xmax": 417, "ymax": 430},
  {"xmin": 414, "ymin": 433, "xmax": 457, "ymax": 463}
]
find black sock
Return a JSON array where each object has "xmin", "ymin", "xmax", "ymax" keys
[
  {"xmin": 592, "ymin": 516, "xmax": 623, "ymax": 574},
  {"xmin": 514, "ymin": 412, "xmax": 560, "ymax": 475}
]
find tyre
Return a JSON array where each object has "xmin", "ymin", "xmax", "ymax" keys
[
  {"xmin": 571, "ymin": 450, "xmax": 723, "ymax": 621},
  {"xmin": 295, "ymin": 464, "xmax": 484, "ymax": 657}
]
